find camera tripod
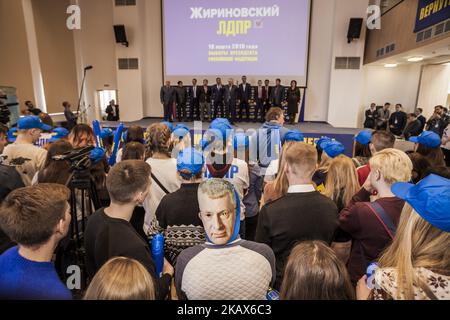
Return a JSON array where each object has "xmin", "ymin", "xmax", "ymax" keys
[{"xmin": 55, "ymin": 168, "xmax": 101, "ymax": 296}]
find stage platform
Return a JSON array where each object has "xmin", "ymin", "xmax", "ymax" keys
[{"xmin": 101, "ymin": 118, "xmax": 359, "ymax": 136}]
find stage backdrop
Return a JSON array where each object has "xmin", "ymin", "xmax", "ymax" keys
[{"xmin": 162, "ymin": 0, "xmax": 311, "ymax": 86}]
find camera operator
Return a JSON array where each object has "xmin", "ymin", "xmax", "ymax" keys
[
  {"xmin": 0, "ymin": 90, "xmax": 12, "ymax": 126},
  {"xmin": 0, "ymin": 125, "xmax": 8, "ymax": 155},
  {"xmin": 24, "ymin": 101, "xmax": 42, "ymax": 116}
]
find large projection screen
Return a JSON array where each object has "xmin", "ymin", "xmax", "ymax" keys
[{"xmin": 162, "ymin": 0, "xmax": 311, "ymax": 87}]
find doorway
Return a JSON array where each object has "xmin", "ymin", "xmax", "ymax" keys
[{"xmin": 97, "ymin": 90, "xmax": 118, "ymax": 120}]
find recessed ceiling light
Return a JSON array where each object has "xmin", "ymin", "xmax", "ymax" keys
[
  {"xmin": 407, "ymin": 57, "xmax": 423, "ymax": 62},
  {"xmin": 384, "ymin": 63, "xmax": 398, "ymax": 68}
]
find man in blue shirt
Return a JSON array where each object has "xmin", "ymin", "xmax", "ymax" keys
[{"xmin": 0, "ymin": 184, "xmax": 72, "ymax": 300}]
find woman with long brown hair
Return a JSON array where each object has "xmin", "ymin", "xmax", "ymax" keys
[
  {"xmin": 84, "ymin": 257, "xmax": 155, "ymax": 300},
  {"xmin": 116, "ymin": 125, "xmax": 145, "ymax": 163},
  {"xmin": 143, "ymin": 123, "xmax": 180, "ymax": 236},
  {"xmin": 35, "ymin": 140, "xmax": 73, "ymax": 185},
  {"xmin": 280, "ymin": 241, "xmax": 355, "ymax": 300},
  {"xmin": 410, "ymin": 131, "xmax": 445, "ymax": 168},
  {"xmin": 357, "ymin": 174, "xmax": 450, "ymax": 300},
  {"xmin": 68, "ymin": 124, "xmax": 96, "ymax": 148}
]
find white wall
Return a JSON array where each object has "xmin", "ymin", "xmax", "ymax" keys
[
  {"xmin": 358, "ymin": 64, "xmax": 422, "ymax": 124},
  {"xmin": 326, "ymin": 0, "xmax": 370, "ymax": 128},
  {"xmin": 141, "ymin": 0, "xmax": 164, "ymax": 118},
  {"xmin": 417, "ymin": 65, "xmax": 450, "ymax": 118},
  {"xmin": 73, "ymin": 0, "xmax": 117, "ymax": 122},
  {"xmin": 305, "ymin": 0, "xmax": 335, "ymax": 122}
]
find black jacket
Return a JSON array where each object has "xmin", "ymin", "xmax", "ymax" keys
[
  {"xmin": 212, "ymin": 85, "xmax": 225, "ymax": 105},
  {"xmin": 85, "ymin": 208, "xmax": 171, "ymax": 299},
  {"xmin": 403, "ymin": 120, "xmax": 422, "ymax": 140},
  {"xmin": 270, "ymin": 85, "xmax": 284, "ymax": 107},
  {"xmin": 389, "ymin": 111, "xmax": 407, "ymax": 136},
  {"xmin": 238, "ymin": 83, "xmax": 252, "ymax": 103},
  {"xmin": 364, "ymin": 109, "xmax": 379, "ymax": 129},
  {"xmin": 417, "ymin": 115, "xmax": 427, "ymax": 133},
  {"xmin": 256, "ymin": 191, "xmax": 338, "ymax": 289},
  {"xmin": 199, "ymin": 86, "xmax": 211, "ymax": 103}
]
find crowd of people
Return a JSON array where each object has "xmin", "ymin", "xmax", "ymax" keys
[
  {"xmin": 160, "ymin": 77, "xmax": 301, "ymax": 125},
  {"xmin": 364, "ymin": 103, "xmax": 450, "ymax": 167},
  {"xmin": 0, "ymin": 103, "xmax": 449, "ymax": 301}
]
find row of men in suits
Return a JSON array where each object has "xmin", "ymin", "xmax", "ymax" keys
[{"xmin": 160, "ymin": 76, "xmax": 286, "ymax": 124}]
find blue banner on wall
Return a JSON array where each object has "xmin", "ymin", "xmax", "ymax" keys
[{"xmin": 414, "ymin": 0, "xmax": 450, "ymax": 33}]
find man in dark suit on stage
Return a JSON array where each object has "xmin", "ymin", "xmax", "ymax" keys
[
  {"xmin": 264, "ymin": 79, "xmax": 272, "ymax": 111},
  {"xmin": 188, "ymin": 78, "xmax": 201, "ymax": 121},
  {"xmin": 255, "ymin": 80, "xmax": 267, "ymax": 123},
  {"xmin": 175, "ymin": 81, "xmax": 188, "ymax": 122},
  {"xmin": 271, "ymin": 79, "xmax": 284, "ymax": 108},
  {"xmin": 224, "ymin": 78, "xmax": 238, "ymax": 125},
  {"xmin": 238, "ymin": 76, "xmax": 251, "ymax": 122},
  {"xmin": 212, "ymin": 78, "xmax": 225, "ymax": 120},
  {"xmin": 199, "ymin": 79, "xmax": 212, "ymax": 121},
  {"xmin": 160, "ymin": 81, "xmax": 176, "ymax": 122}
]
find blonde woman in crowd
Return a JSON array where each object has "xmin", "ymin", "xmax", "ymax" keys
[
  {"xmin": 322, "ymin": 155, "xmax": 360, "ymax": 263},
  {"xmin": 261, "ymin": 142, "xmax": 293, "ymax": 206},
  {"xmin": 84, "ymin": 257, "xmax": 155, "ymax": 300},
  {"xmin": 357, "ymin": 174, "xmax": 450, "ymax": 300}
]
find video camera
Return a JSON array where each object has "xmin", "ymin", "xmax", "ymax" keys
[
  {"xmin": 0, "ymin": 94, "xmax": 15, "ymax": 125},
  {"xmin": 53, "ymin": 146, "xmax": 95, "ymax": 171}
]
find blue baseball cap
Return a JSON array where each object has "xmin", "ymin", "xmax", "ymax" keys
[
  {"xmin": 173, "ymin": 124, "xmax": 190, "ymax": 140},
  {"xmin": 409, "ymin": 131, "xmax": 441, "ymax": 149},
  {"xmin": 392, "ymin": 174, "xmax": 450, "ymax": 232},
  {"xmin": 49, "ymin": 127, "xmax": 69, "ymax": 143},
  {"xmin": 284, "ymin": 130, "xmax": 304, "ymax": 143},
  {"xmin": 355, "ymin": 130, "xmax": 372, "ymax": 146},
  {"xmin": 8, "ymin": 127, "xmax": 18, "ymax": 143},
  {"xmin": 322, "ymin": 140, "xmax": 345, "ymax": 158},
  {"xmin": 317, "ymin": 137, "xmax": 332, "ymax": 150},
  {"xmin": 17, "ymin": 116, "xmax": 52, "ymax": 131},
  {"xmin": 211, "ymin": 118, "xmax": 232, "ymax": 128},
  {"xmin": 177, "ymin": 147, "xmax": 204, "ymax": 177},
  {"xmin": 233, "ymin": 133, "xmax": 250, "ymax": 150},
  {"xmin": 209, "ymin": 121, "xmax": 233, "ymax": 141},
  {"xmin": 161, "ymin": 121, "xmax": 174, "ymax": 132},
  {"xmin": 90, "ymin": 147, "xmax": 106, "ymax": 164},
  {"xmin": 100, "ymin": 128, "xmax": 114, "ymax": 139}
]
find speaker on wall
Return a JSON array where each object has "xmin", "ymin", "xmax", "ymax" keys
[
  {"xmin": 114, "ymin": 25, "xmax": 129, "ymax": 47},
  {"xmin": 347, "ymin": 18, "xmax": 363, "ymax": 43}
]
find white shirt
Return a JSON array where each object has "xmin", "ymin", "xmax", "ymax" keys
[
  {"xmin": 143, "ymin": 158, "xmax": 181, "ymax": 232},
  {"xmin": 287, "ymin": 184, "xmax": 316, "ymax": 194},
  {"xmin": 264, "ymin": 159, "xmax": 279, "ymax": 182}
]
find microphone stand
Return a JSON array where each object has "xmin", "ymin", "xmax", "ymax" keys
[{"xmin": 76, "ymin": 68, "xmax": 90, "ymax": 122}]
